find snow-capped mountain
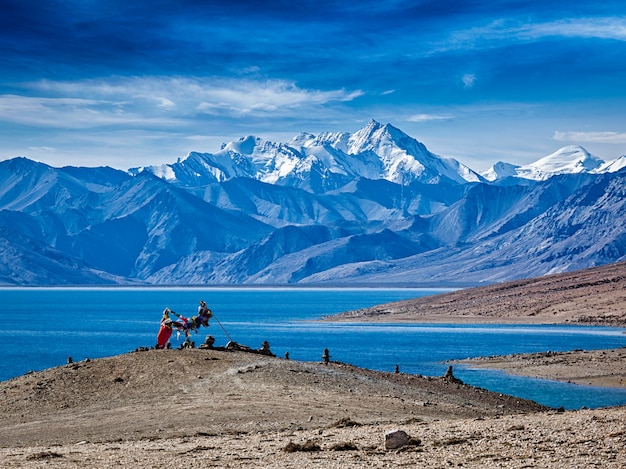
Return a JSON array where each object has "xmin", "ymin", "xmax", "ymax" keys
[
  {"xmin": 598, "ymin": 155, "xmax": 626, "ymax": 173},
  {"xmin": 131, "ymin": 120, "xmax": 484, "ymax": 193},
  {"xmin": 2, "ymin": 120, "xmax": 626, "ymax": 286},
  {"xmin": 483, "ymin": 145, "xmax": 621, "ymax": 182}
]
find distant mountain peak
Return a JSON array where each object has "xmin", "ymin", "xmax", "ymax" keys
[
  {"xmin": 482, "ymin": 161, "xmax": 521, "ymax": 182},
  {"xmin": 484, "ymin": 145, "xmax": 606, "ymax": 182},
  {"xmin": 517, "ymin": 145, "xmax": 604, "ymax": 181},
  {"xmin": 347, "ymin": 120, "xmax": 408, "ymax": 152},
  {"xmin": 598, "ymin": 155, "xmax": 626, "ymax": 174},
  {"xmin": 132, "ymin": 121, "xmax": 483, "ymax": 190},
  {"xmin": 222, "ymin": 135, "xmax": 262, "ymax": 155}
]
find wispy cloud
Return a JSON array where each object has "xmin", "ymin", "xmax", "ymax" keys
[
  {"xmin": 0, "ymin": 93, "xmax": 180, "ymax": 128},
  {"xmin": 407, "ymin": 113, "xmax": 454, "ymax": 123},
  {"xmin": 439, "ymin": 16, "xmax": 626, "ymax": 52},
  {"xmin": 554, "ymin": 130, "xmax": 626, "ymax": 144},
  {"xmin": 521, "ymin": 17, "xmax": 626, "ymax": 41},
  {"xmin": 2, "ymin": 77, "xmax": 364, "ymax": 127},
  {"xmin": 192, "ymin": 79, "xmax": 364, "ymax": 115},
  {"xmin": 461, "ymin": 74, "xmax": 477, "ymax": 88}
]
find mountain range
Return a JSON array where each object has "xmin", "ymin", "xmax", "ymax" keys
[{"xmin": 1, "ymin": 119, "xmax": 625, "ymax": 286}]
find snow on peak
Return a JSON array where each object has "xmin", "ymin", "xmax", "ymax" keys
[
  {"xmin": 136, "ymin": 120, "xmax": 482, "ymax": 188},
  {"xmin": 222, "ymin": 135, "xmax": 261, "ymax": 155},
  {"xmin": 129, "ymin": 163, "xmax": 177, "ymax": 181},
  {"xmin": 347, "ymin": 120, "xmax": 410, "ymax": 154},
  {"xmin": 289, "ymin": 132, "xmax": 316, "ymax": 147},
  {"xmin": 596, "ymin": 155, "xmax": 626, "ymax": 174},
  {"xmin": 342, "ymin": 120, "xmax": 481, "ymax": 184},
  {"xmin": 516, "ymin": 145, "xmax": 604, "ymax": 181},
  {"xmin": 484, "ymin": 145, "xmax": 607, "ymax": 182},
  {"xmin": 482, "ymin": 161, "xmax": 521, "ymax": 182}
]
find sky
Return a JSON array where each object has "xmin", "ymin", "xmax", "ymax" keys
[{"xmin": 1, "ymin": 0, "xmax": 625, "ymax": 172}]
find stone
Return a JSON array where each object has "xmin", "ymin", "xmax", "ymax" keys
[{"xmin": 384, "ymin": 429, "xmax": 410, "ymax": 450}]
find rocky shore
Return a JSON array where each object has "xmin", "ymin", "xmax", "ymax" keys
[
  {"xmin": 1, "ymin": 348, "xmax": 625, "ymax": 468},
  {"xmin": 453, "ymin": 347, "xmax": 626, "ymax": 388}
]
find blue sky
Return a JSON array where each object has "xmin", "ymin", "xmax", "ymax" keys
[{"xmin": 1, "ymin": 0, "xmax": 625, "ymax": 171}]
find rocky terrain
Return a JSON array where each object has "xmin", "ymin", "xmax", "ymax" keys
[
  {"xmin": 454, "ymin": 347, "xmax": 626, "ymax": 388},
  {"xmin": 331, "ymin": 260, "xmax": 626, "ymax": 326},
  {"xmin": 1, "ymin": 348, "xmax": 625, "ymax": 468}
]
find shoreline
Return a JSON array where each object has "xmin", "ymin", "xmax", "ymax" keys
[
  {"xmin": 451, "ymin": 347, "xmax": 626, "ymax": 389},
  {"xmin": 1, "ymin": 348, "xmax": 625, "ymax": 467},
  {"xmin": 324, "ymin": 313, "xmax": 623, "ymax": 325},
  {"xmin": 326, "ymin": 261, "xmax": 626, "ymax": 327}
]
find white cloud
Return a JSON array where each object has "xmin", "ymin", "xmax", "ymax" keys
[
  {"xmin": 439, "ymin": 16, "xmax": 626, "ymax": 53},
  {"xmin": 0, "ymin": 94, "xmax": 180, "ymax": 128},
  {"xmin": 194, "ymin": 79, "xmax": 364, "ymax": 115},
  {"xmin": 554, "ymin": 130, "xmax": 626, "ymax": 144},
  {"xmin": 28, "ymin": 146, "xmax": 56, "ymax": 153},
  {"xmin": 3, "ymin": 77, "xmax": 364, "ymax": 128},
  {"xmin": 154, "ymin": 97, "xmax": 176, "ymax": 109},
  {"xmin": 522, "ymin": 17, "xmax": 626, "ymax": 41},
  {"xmin": 461, "ymin": 73, "xmax": 477, "ymax": 88},
  {"xmin": 407, "ymin": 113, "xmax": 453, "ymax": 122}
]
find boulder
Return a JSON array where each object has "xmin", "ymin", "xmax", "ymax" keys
[{"xmin": 384, "ymin": 429, "xmax": 410, "ymax": 450}]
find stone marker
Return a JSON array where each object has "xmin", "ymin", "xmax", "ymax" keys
[{"xmin": 384, "ymin": 429, "xmax": 410, "ymax": 450}]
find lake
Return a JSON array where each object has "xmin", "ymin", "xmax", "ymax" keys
[{"xmin": 2, "ymin": 287, "xmax": 626, "ymax": 409}]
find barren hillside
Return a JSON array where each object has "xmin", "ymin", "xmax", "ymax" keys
[{"xmin": 330, "ymin": 261, "xmax": 626, "ymax": 325}]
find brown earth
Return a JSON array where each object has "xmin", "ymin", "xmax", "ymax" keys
[
  {"xmin": 1, "ymin": 348, "xmax": 625, "ymax": 468},
  {"xmin": 453, "ymin": 347, "xmax": 626, "ymax": 388},
  {"xmin": 0, "ymin": 349, "xmax": 544, "ymax": 449},
  {"xmin": 329, "ymin": 260, "xmax": 626, "ymax": 326},
  {"xmin": 2, "ymin": 262, "xmax": 626, "ymax": 467}
]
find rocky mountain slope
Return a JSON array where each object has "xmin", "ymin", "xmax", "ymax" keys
[{"xmin": 1, "ymin": 120, "xmax": 625, "ymax": 285}]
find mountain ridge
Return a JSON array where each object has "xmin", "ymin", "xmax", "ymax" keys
[{"xmin": 1, "ymin": 120, "xmax": 625, "ymax": 286}]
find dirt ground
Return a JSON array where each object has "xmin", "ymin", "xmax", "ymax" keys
[
  {"xmin": 331, "ymin": 260, "xmax": 626, "ymax": 326},
  {"xmin": 453, "ymin": 347, "xmax": 626, "ymax": 388},
  {"xmin": 1, "ymin": 348, "xmax": 625, "ymax": 468},
  {"xmin": 0, "ymin": 348, "xmax": 545, "ymax": 449}
]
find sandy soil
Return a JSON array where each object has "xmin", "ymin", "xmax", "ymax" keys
[
  {"xmin": 2, "ymin": 407, "xmax": 625, "ymax": 468},
  {"xmin": 330, "ymin": 261, "xmax": 626, "ymax": 326},
  {"xmin": 0, "ymin": 349, "xmax": 545, "ymax": 448},
  {"xmin": 453, "ymin": 347, "xmax": 626, "ymax": 388},
  {"xmin": 1, "ymin": 348, "xmax": 624, "ymax": 468}
]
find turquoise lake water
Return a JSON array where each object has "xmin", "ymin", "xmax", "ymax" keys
[{"xmin": 2, "ymin": 287, "xmax": 626, "ymax": 409}]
